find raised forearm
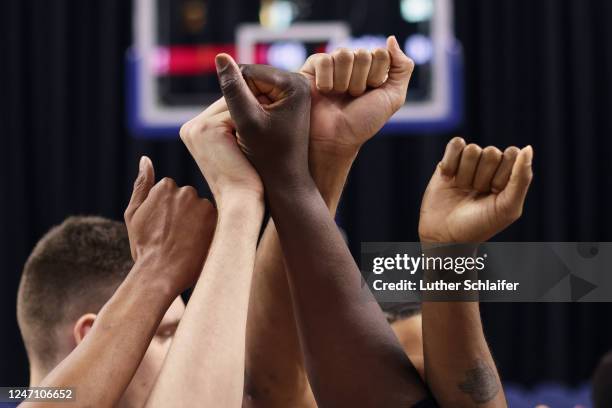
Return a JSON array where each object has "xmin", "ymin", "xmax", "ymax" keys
[
  {"xmin": 245, "ymin": 221, "xmax": 313, "ymax": 408},
  {"xmin": 421, "ymin": 247, "xmax": 505, "ymax": 408},
  {"xmin": 308, "ymin": 147, "xmax": 357, "ymax": 213},
  {"xmin": 245, "ymin": 150, "xmax": 356, "ymax": 408},
  {"xmin": 267, "ymin": 177, "xmax": 428, "ymax": 408},
  {"xmin": 147, "ymin": 194, "xmax": 263, "ymax": 408},
  {"xmin": 34, "ymin": 261, "xmax": 176, "ymax": 408},
  {"xmin": 422, "ymin": 302, "xmax": 503, "ymax": 408}
]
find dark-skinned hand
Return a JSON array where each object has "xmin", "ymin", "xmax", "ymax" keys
[{"xmin": 214, "ymin": 54, "xmax": 312, "ymax": 189}]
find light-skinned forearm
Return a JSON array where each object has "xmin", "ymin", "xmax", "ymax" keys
[
  {"xmin": 265, "ymin": 175, "xmax": 429, "ymax": 408},
  {"xmin": 146, "ymin": 192, "xmax": 263, "ymax": 408},
  {"xmin": 30, "ymin": 261, "xmax": 177, "ymax": 408},
  {"xmin": 422, "ymin": 248, "xmax": 505, "ymax": 408},
  {"xmin": 244, "ymin": 150, "xmax": 355, "ymax": 408}
]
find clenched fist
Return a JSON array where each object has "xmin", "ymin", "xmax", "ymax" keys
[
  {"xmin": 215, "ymin": 54, "xmax": 312, "ymax": 187},
  {"xmin": 419, "ymin": 138, "xmax": 534, "ymax": 243},
  {"xmin": 179, "ymin": 97, "xmax": 263, "ymax": 204},
  {"xmin": 301, "ymin": 36, "xmax": 414, "ymax": 156},
  {"xmin": 124, "ymin": 157, "xmax": 217, "ymax": 294}
]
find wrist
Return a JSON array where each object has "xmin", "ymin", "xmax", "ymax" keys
[
  {"xmin": 309, "ymin": 139, "xmax": 361, "ymax": 161},
  {"xmin": 309, "ymin": 146, "xmax": 357, "ymax": 210},
  {"xmin": 217, "ymin": 190, "xmax": 265, "ymax": 226},
  {"xmin": 261, "ymin": 165, "xmax": 314, "ymax": 196},
  {"xmin": 130, "ymin": 256, "xmax": 183, "ymax": 299},
  {"xmin": 216, "ymin": 186, "xmax": 264, "ymax": 210},
  {"xmin": 266, "ymin": 173, "xmax": 319, "ymax": 204}
]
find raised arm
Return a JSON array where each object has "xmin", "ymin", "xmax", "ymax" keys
[
  {"xmin": 145, "ymin": 99, "xmax": 264, "ymax": 407},
  {"xmin": 245, "ymin": 38, "xmax": 414, "ymax": 408},
  {"xmin": 216, "ymin": 53, "xmax": 432, "ymax": 407},
  {"xmin": 27, "ymin": 158, "xmax": 216, "ymax": 408},
  {"xmin": 418, "ymin": 138, "xmax": 534, "ymax": 407}
]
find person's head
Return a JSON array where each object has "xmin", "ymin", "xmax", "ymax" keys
[{"xmin": 17, "ymin": 216, "xmax": 184, "ymax": 407}]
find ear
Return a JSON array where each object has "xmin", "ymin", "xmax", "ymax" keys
[{"xmin": 73, "ymin": 313, "xmax": 97, "ymax": 345}]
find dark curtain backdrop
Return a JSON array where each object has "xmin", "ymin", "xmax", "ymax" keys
[{"xmin": 2, "ymin": 0, "xmax": 612, "ymax": 388}]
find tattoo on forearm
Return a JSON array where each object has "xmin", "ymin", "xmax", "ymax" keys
[{"xmin": 457, "ymin": 359, "xmax": 500, "ymax": 404}]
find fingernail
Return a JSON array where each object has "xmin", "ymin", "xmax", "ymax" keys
[
  {"xmin": 139, "ymin": 156, "xmax": 146, "ymax": 172},
  {"xmin": 215, "ymin": 54, "xmax": 230, "ymax": 73}
]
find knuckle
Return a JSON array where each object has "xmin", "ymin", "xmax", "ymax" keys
[
  {"xmin": 482, "ymin": 145, "xmax": 497, "ymax": 154},
  {"xmin": 483, "ymin": 146, "xmax": 502, "ymax": 160},
  {"xmin": 179, "ymin": 186, "xmax": 196, "ymax": 195},
  {"xmin": 354, "ymin": 48, "xmax": 371, "ymax": 61},
  {"xmin": 304, "ymin": 54, "xmax": 317, "ymax": 65},
  {"xmin": 181, "ymin": 119, "xmax": 209, "ymax": 143},
  {"xmin": 397, "ymin": 55, "xmax": 415, "ymax": 73},
  {"xmin": 450, "ymin": 137, "xmax": 466, "ymax": 149},
  {"xmin": 275, "ymin": 73, "xmax": 292, "ymax": 90},
  {"xmin": 464, "ymin": 143, "xmax": 482, "ymax": 156},
  {"xmin": 159, "ymin": 177, "xmax": 176, "ymax": 189},
  {"xmin": 179, "ymin": 121, "xmax": 192, "ymax": 141},
  {"xmin": 179, "ymin": 185, "xmax": 197, "ymax": 197},
  {"xmin": 219, "ymin": 75, "xmax": 242, "ymax": 99},
  {"xmin": 373, "ymin": 48, "xmax": 390, "ymax": 61},
  {"xmin": 201, "ymin": 199, "xmax": 217, "ymax": 214},
  {"xmin": 405, "ymin": 57, "xmax": 416, "ymax": 71},
  {"xmin": 504, "ymin": 146, "xmax": 520, "ymax": 158},
  {"xmin": 291, "ymin": 73, "xmax": 312, "ymax": 96},
  {"xmin": 196, "ymin": 119, "xmax": 213, "ymax": 136},
  {"xmin": 311, "ymin": 53, "xmax": 326, "ymax": 62},
  {"xmin": 334, "ymin": 47, "xmax": 352, "ymax": 59}
]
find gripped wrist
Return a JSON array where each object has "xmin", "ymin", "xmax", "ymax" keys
[
  {"xmin": 216, "ymin": 189, "xmax": 265, "ymax": 220},
  {"xmin": 216, "ymin": 185, "xmax": 264, "ymax": 209}
]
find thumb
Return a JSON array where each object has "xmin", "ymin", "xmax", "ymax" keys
[
  {"xmin": 215, "ymin": 54, "xmax": 261, "ymax": 127},
  {"xmin": 498, "ymin": 146, "xmax": 533, "ymax": 218},
  {"xmin": 386, "ymin": 35, "xmax": 415, "ymax": 95},
  {"xmin": 125, "ymin": 156, "xmax": 155, "ymax": 222}
]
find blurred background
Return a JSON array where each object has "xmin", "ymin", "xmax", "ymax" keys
[{"xmin": 1, "ymin": 0, "xmax": 612, "ymax": 406}]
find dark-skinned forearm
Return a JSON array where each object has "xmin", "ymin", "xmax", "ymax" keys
[
  {"xmin": 266, "ymin": 176, "xmax": 429, "ymax": 408},
  {"xmin": 244, "ymin": 150, "xmax": 355, "ymax": 408},
  {"xmin": 32, "ymin": 260, "xmax": 177, "ymax": 408}
]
